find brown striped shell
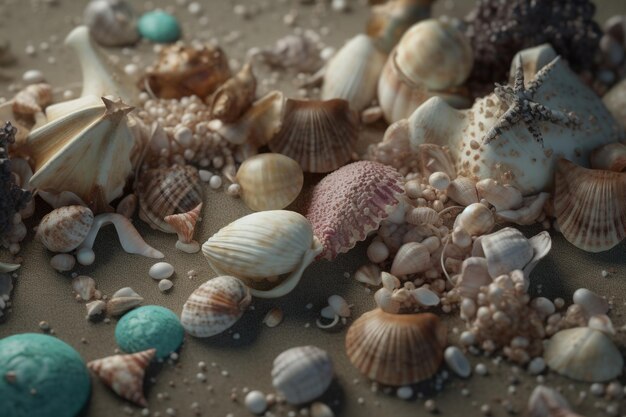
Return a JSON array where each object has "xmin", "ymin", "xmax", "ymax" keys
[
  {"xmin": 345, "ymin": 309, "xmax": 446, "ymax": 386},
  {"xmin": 268, "ymin": 98, "xmax": 358, "ymax": 173},
  {"xmin": 209, "ymin": 62, "xmax": 257, "ymax": 123},
  {"xmin": 164, "ymin": 203, "xmax": 202, "ymax": 243},
  {"xmin": 36, "ymin": 205, "xmax": 94, "ymax": 252}
]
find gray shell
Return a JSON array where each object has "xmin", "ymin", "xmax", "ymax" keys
[{"xmin": 84, "ymin": 0, "xmax": 140, "ymax": 47}]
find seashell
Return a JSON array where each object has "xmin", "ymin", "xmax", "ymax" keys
[
  {"xmin": 479, "ymin": 228, "xmax": 533, "ymax": 278},
  {"xmin": 149, "ymin": 262, "xmax": 174, "ymax": 280},
  {"xmin": 107, "ymin": 287, "xmax": 143, "ymax": 316},
  {"xmin": 367, "ymin": 239, "xmax": 389, "ymax": 263},
  {"xmin": 456, "ymin": 257, "xmax": 491, "ymax": 299},
  {"xmin": 496, "ymin": 192, "xmax": 550, "ymax": 226},
  {"xmin": 345, "ymin": 309, "xmax": 446, "ymax": 385},
  {"xmin": 328, "ymin": 295, "xmax": 350, "ymax": 318},
  {"xmin": 417, "ymin": 143, "xmax": 456, "ymax": 179},
  {"xmin": 528, "ymin": 385, "xmax": 583, "ymax": 417},
  {"xmin": 590, "ymin": 142, "xmax": 626, "ymax": 172},
  {"xmin": 412, "ymin": 287, "xmax": 439, "ymax": 307},
  {"xmin": 453, "ymin": 203, "xmax": 494, "ymax": 236},
  {"xmin": 572, "ymin": 288, "xmax": 609, "ymax": 317},
  {"xmin": 50, "ymin": 253, "xmax": 76, "ymax": 272},
  {"xmin": 405, "ymin": 206, "xmax": 440, "ymax": 226},
  {"xmin": 236, "ymin": 153, "xmax": 304, "ymax": 211},
  {"xmin": 476, "ymin": 179, "xmax": 523, "ymax": 212},
  {"xmin": 428, "ymin": 172, "xmax": 450, "ymax": 190},
  {"xmin": 444, "ymin": 346, "xmax": 471, "ymax": 378},
  {"xmin": 83, "ymin": 0, "xmax": 140, "ymax": 47},
  {"xmin": 554, "ymin": 159, "xmax": 626, "ymax": 252},
  {"xmin": 12, "ymin": 83, "xmax": 53, "ymax": 116},
  {"xmin": 138, "ymin": 165, "xmax": 203, "ymax": 233},
  {"xmin": 86, "ymin": 300, "xmax": 106, "ymax": 319},
  {"xmin": 116, "ymin": 194, "xmax": 137, "ymax": 218},
  {"xmin": 523, "ymin": 231, "xmax": 552, "ymax": 277},
  {"xmin": 544, "ymin": 327, "xmax": 623, "ymax": 382},
  {"xmin": 305, "ymin": 161, "xmax": 405, "ymax": 260},
  {"xmin": 263, "ymin": 307, "xmax": 284, "ymax": 328},
  {"xmin": 72, "ymin": 275, "xmax": 96, "ymax": 301},
  {"xmin": 158, "ymin": 279, "xmax": 173, "ymax": 292},
  {"xmin": 142, "ymin": 43, "xmax": 231, "ymax": 99},
  {"xmin": 446, "ymin": 176, "xmax": 478, "ymax": 207},
  {"xmin": 164, "ymin": 203, "xmax": 202, "ymax": 244},
  {"xmin": 271, "ymin": 346, "xmax": 334, "ymax": 405},
  {"xmin": 251, "ymin": 32, "xmax": 324, "ymax": 73},
  {"xmin": 27, "ymin": 97, "xmax": 136, "ymax": 213},
  {"xmin": 0, "ymin": 262, "xmax": 20, "ymax": 273},
  {"xmin": 36, "ymin": 205, "xmax": 94, "ymax": 252},
  {"xmin": 87, "ymin": 348, "xmax": 155, "ymax": 407},
  {"xmin": 354, "ymin": 263, "xmax": 382, "ymax": 286},
  {"xmin": 268, "ymin": 98, "xmax": 358, "ymax": 173},
  {"xmin": 390, "ymin": 242, "xmax": 430, "ymax": 276},
  {"xmin": 180, "ymin": 276, "xmax": 251, "ymax": 337},
  {"xmin": 311, "ymin": 402, "xmax": 335, "ymax": 417},
  {"xmin": 321, "ymin": 34, "xmax": 387, "ymax": 111},
  {"xmin": 374, "ymin": 287, "xmax": 401, "ymax": 313},
  {"xmin": 588, "ymin": 314, "xmax": 615, "ymax": 336},
  {"xmin": 202, "ymin": 210, "xmax": 322, "ymax": 298},
  {"xmin": 209, "ymin": 62, "xmax": 256, "ymax": 123}
]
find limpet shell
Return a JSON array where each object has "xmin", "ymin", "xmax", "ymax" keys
[{"xmin": 36, "ymin": 205, "xmax": 94, "ymax": 253}]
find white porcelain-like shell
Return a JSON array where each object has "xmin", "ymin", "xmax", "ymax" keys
[
  {"xmin": 36, "ymin": 205, "xmax": 94, "ymax": 252},
  {"xmin": 271, "ymin": 346, "xmax": 334, "ymax": 405},
  {"xmin": 390, "ymin": 242, "xmax": 430, "ymax": 276},
  {"xmin": 453, "ymin": 203, "xmax": 494, "ymax": 236},
  {"xmin": 84, "ymin": 0, "xmax": 140, "ymax": 47},
  {"xmin": 476, "ymin": 179, "xmax": 523, "ymax": 212},
  {"xmin": 180, "ymin": 276, "xmax": 251, "ymax": 338},
  {"xmin": 479, "ymin": 228, "xmax": 533, "ymax": 278}
]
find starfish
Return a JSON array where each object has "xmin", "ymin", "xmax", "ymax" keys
[{"xmin": 482, "ymin": 56, "xmax": 581, "ymax": 148}]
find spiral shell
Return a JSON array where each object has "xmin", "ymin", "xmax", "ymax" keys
[
  {"xmin": 36, "ymin": 205, "xmax": 94, "ymax": 252},
  {"xmin": 83, "ymin": 0, "xmax": 140, "ymax": 47},
  {"xmin": 454, "ymin": 203, "xmax": 494, "ymax": 236}
]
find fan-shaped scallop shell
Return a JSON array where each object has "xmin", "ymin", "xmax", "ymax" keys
[
  {"xmin": 180, "ymin": 276, "xmax": 251, "ymax": 338},
  {"xmin": 138, "ymin": 165, "xmax": 203, "ymax": 233},
  {"xmin": 345, "ymin": 309, "xmax": 446, "ymax": 386},
  {"xmin": 36, "ymin": 205, "xmax": 94, "ymax": 252},
  {"xmin": 268, "ymin": 98, "xmax": 358, "ymax": 173},
  {"xmin": 305, "ymin": 161, "xmax": 404, "ymax": 260},
  {"xmin": 554, "ymin": 158, "xmax": 626, "ymax": 252}
]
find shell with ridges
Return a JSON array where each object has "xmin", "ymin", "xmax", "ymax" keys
[
  {"xmin": 454, "ymin": 203, "xmax": 494, "ymax": 236},
  {"xmin": 83, "ymin": 0, "xmax": 140, "ymax": 47},
  {"xmin": 107, "ymin": 287, "xmax": 143, "ymax": 316},
  {"xmin": 476, "ymin": 179, "xmax": 523, "ymax": 212},
  {"xmin": 390, "ymin": 242, "xmax": 430, "ymax": 276},
  {"xmin": 36, "ymin": 205, "xmax": 94, "ymax": 252},
  {"xmin": 164, "ymin": 203, "xmax": 202, "ymax": 244},
  {"xmin": 209, "ymin": 62, "xmax": 256, "ymax": 123},
  {"xmin": 447, "ymin": 176, "xmax": 478, "ymax": 207},
  {"xmin": 417, "ymin": 143, "xmax": 456, "ymax": 179},
  {"xmin": 590, "ymin": 142, "xmax": 626, "ymax": 172},
  {"xmin": 479, "ymin": 227, "xmax": 533, "ymax": 278}
]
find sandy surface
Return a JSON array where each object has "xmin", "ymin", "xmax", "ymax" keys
[{"xmin": 1, "ymin": 1, "xmax": 626, "ymax": 417}]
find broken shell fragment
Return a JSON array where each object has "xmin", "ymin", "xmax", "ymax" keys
[
  {"xmin": 209, "ymin": 62, "xmax": 256, "ymax": 123},
  {"xmin": 354, "ymin": 263, "xmax": 382, "ymax": 286},
  {"xmin": 86, "ymin": 300, "xmax": 106, "ymax": 320},
  {"xmin": 72, "ymin": 275, "xmax": 97, "ymax": 301},
  {"xmin": 36, "ymin": 205, "xmax": 94, "ymax": 253}
]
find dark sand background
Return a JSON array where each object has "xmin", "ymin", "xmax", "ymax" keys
[{"xmin": 1, "ymin": 1, "xmax": 626, "ymax": 416}]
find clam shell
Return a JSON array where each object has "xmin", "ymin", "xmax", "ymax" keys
[
  {"xmin": 590, "ymin": 142, "xmax": 626, "ymax": 172},
  {"xmin": 180, "ymin": 276, "xmax": 251, "ymax": 338},
  {"xmin": 268, "ymin": 98, "xmax": 358, "ymax": 173},
  {"xmin": 84, "ymin": 0, "xmax": 140, "ymax": 47},
  {"xmin": 446, "ymin": 176, "xmax": 478, "ymax": 207},
  {"xmin": 209, "ymin": 62, "xmax": 257, "ymax": 123},
  {"xmin": 271, "ymin": 346, "xmax": 334, "ymax": 405},
  {"xmin": 479, "ymin": 228, "xmax": 533, "ymax": 278},
  {"xmin": 554, "ymin": 158, "xmax": 626, "ymax": 252},
  {"xmin": 164, "ymin": 203, "xmax": 202, "ymax": 244},
  {"xmin": 390, "ymin": 242, "xmax": 430, "ymax": 276},
  {"xmin": 36, "ymin": 205, "xmax": 94, "ymax": 252},
  {"xmin": 236, "ymin": 153, "xmax": 304, "ymax": 211},
  {"xmin": 345, "ymin": 309, "xmax": 446, "ymax": 385}
]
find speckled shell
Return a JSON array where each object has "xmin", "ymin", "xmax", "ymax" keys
[
  {"xmin": 345, "ymin": 309, "xmax": 446, "ymax": 386},
  {"xmin": 138, "ymin": 165, "xmax": 203, "ymax": 233},
  {"xmin": 268, "ymin": 99, "xmax": 358, "ymax": 173},
  {"xmin": 180, "ymin": 276, "xmax": 251, "ymax": 338},
  {"xmin": 36, "ymin": 205, "xmax": 94, "ymax": 252},
  {"xmin": 84, "ymin": 0, "xmax": 140, "ymax": 47},
  {"xmin": 271, "ymin": 346, "xmax": 334, "ymax": 405},
  {"xmin": 209, "ymin": 62, "xmax": 256, "ymax": 123},
  {"xmin": 87, "ymin": 348, "xmax": 155, "ymax": 407},
  {"xmin": 236, "ymin": 153, "xmax": 304, "ymax": 211}
]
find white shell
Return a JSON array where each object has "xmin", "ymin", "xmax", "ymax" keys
[
  {"xmin": 36, "ymin": 206, "xmax": 94, "ymax": 253},
  {"xmin": 412, "ymin": 287, "xmax": 440, "ymax": 307},
  {"xmin": 72, "ymin": 275, "xmax": 97, "ymax": 301},
  {"xmin": 328, "ymin": 295, "xmax": 350, "ymax": 318},
  {"xmin": 454, "ymin": 203, "xmax": 494, "ymax": 236},
  {"xmin": 84, "ymin": 0, "xmax": 140, "ymax": 47},
  {"xmin": 572, "ymin": 288, "xmax": 609, "ymax": 317},
  {"xmin": 149, "ymin": 262, "xmax": 174, "ymax": 280},
  {"xmin": 444, "ymin": 346, "xmax": 471, "ymax": 378},
  {"xmin": 479, "ymin": 227, "xmax": 533, "ymax": 278},
  {"xmin": 390, "ymin": 242, "xmax": 430, "ymax": 276},
  {"xmin": 158, "ymin": 279, "xmax": 173, "ymax": 292},
  {"xmin": 476, "ymin": 179, "xmax": 523, "ymax": 212},
  {"xmin": 107, "ymin": 287, "xmax": 143, "ymax": 316},
  {"xmin": 50, "ymin": 253, "xmax": 76, "ymax": 272}
]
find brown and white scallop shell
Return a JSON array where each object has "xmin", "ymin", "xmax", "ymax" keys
[
  {"xmin": 554, "ymin": 158, "xmax": 626, "ymax": 252},
  {"xmin": 36, "ymin": 205, "xmax": 94, "ymax": 252},
  {"xmin": 345, "ymin": 308, "xmax": 446, "ymax": 386},
  {"xmin": 180, "ymin": 276, "xmax": 251, "ymax": 338},
  {"xmin": 209, "ymin": 62, "xmax": 256, "ymax": 123},
  {"xmin": 268, "ymin": 98, "xmax": 358, "ymax": 173}
]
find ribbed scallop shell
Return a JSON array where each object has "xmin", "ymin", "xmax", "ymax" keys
[
  {"xmin": 236, "ymin": 153, "xmax": 304, "ymax": 211},
  {"xmin": 271, "ymin": 346, "xmax": 334, "ymax": 405},
  {"xmin": 36, "ymin": 205, "xmax": 94, "ymax": 252},
  {"xmin": 181, "ymin": 276, "xmax": 251, "ymax": 338},
  {"xmin": 345, "ymin": 309, "xmax": 446, "ymax": 386},
  {"xmin": 554, "ymin": 158, "xmax": 626, "ymax": 252},
  {"xmin": 268, "ymin": 98, "xmax": 358, "ymax": 173},
  {"xmin": 138, "ymin": 165, "xmax": 203, "ymax": 233}
]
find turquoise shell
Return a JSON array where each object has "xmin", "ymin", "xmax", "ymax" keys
[
  {"xmin": 0, "ymin": 333, "xmax": 91, "ymax": 417},
  {"xmin": 138, "ymin": 10, "xmax": 182, "ymax": 43},
  {"xmin": 115, "ymin": 305, "xmax": 184, "ymax": 359}
]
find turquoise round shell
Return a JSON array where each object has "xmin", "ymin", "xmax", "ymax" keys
[
  {"xmin": 115, "ymin": 305, "xmax": 184, "ymax": 359},
  {"xmin": 138, "ymin": 10, "xmax": 181, "ymax": 43},
  {"xmin": 0, "ymin": 333, "xmax": 91, "ymax": 417}
]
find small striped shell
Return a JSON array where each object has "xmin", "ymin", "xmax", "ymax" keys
[
  {"xmin": 268, "ymin": 99, "xmax": 358, "ymax": 173},
  {"xmin": 36, "ymin": 205, "xmax": 94, "ymax": 252},
  {"xmin": 209, "ymin": 62, "xmax": 257, "ymax": 123},
  {"xmin": 164, "ymin": 203, "xmax": 202, "ymax": 243},
  {"xmin": 345, "ymin": 309, "xmax": 446, "ymax": 386},
  {"xmin": 180, "ymin": 276, "xmax": 251, "ymax": 337},
  {"xmin": 271, "ymin": 346, "xmax": 334, "ymax": 405}
]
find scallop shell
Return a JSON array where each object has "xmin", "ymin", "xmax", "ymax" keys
[
  {"xmin": 72, "ymin": 275, "xmax": 96, "ymax": 301},
  {"xmin": 345, "ymin": 309, "xmax": 446, "ymax": 385},
  {"xmin": 390, "ymin": 242, "xmax": 430, "ymax": 276},
  {"xmin": 138, "ymin": 165, "xmax": 203, "ymax": 233},
  {"xmin": 544, "ymin": 327, "xmax": 623, "ymax": 382},
  {"xmin": 36, "ymin": 205, "xmax": 94, "ymax": 252},
  {"xmin": 12, "ymin": 83, "xmax": 53, "ymax": 116},
  {"xmin": 164, "ymin": 203, "xmax": 202, "ymax": 244},
  {"xmin": 479, "ymin": 228, "xmax": 533, "ymax": 278},
  {"xmin": 268, "ymin": 98, "xmax": 358, "ymax": 173},
  {"xmin": 554, "ymin": 158, "xmax": 626, "ymax": 252},
  {"xmin": 87, "ymin": 348, "xmax": 155, "ymax": 407},
  {"xmin": 236, "ymin": 153, "xmax": 304, "ymax": 211},
  {"xmin": 83, "ymin": 0, "xmax": 140, "ymax": 47},
  {"xmin": 590, "ymin": 142, "xmax": 626, "ymax": 172},
  {"xmin": 180, "ymin": 276, "xmax": 251, "ymax": 337},
  {"xmin": 202, "ymin": 210, "xmax": 322, "ymax": 298},
  {"xmin": 305, "ymin": 161, "xmax": 405, "ymax": 260},
  {"xmin": 209, "ymin": 62, "xmax": 256, "ymax": 123},
  {"xmin": 271, "ymin": 346, "xmax": 334, "ymax": 405}
]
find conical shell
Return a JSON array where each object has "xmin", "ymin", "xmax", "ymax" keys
[
  {"xmin": 390, "ymin": 242, "xmax": 430, "ymax": 276},
  {"xmin": 271, "ymin": 346, "xmax": 334, "ymax": 405},
  {"xmin": 268, "ymin": 98, "xmax": 358, "ymax": 173},
  {"xmin": 164, "ymin": 203, "xmax": 202, "ymax": 243},
  {"xmin": 480, "ymin": 228, "xmax": 533, "ymax": 278},
  {"xmin": 180, "ymin": 276, "xmax": 251, "ymax": 338},
  {"xmin": 345, "ymin": 309, "xmax": 446, "ymax": 386},
  {"xmin": 209, "ymin": 62, "xmax": 256, "ymax": 123},
  {"xmin": 36, "ymin": 205, "xmax": 94, "ymax": 252},
  {"xmin": 590, "ymin": 142, "xmax": 626, "ymax": 172},
  {"xmin": 544, "ymin": 327, "xmax": 623, "ymax": 382},
  {"xmin": 236, "ymin": 153, "xmax": 304, "ymax": 211},
  {"xmin": 554, "ymin": 158, "xmax": 626, "ymax": 252},
  {"xmin": 87, "ymin": 348, "xmax": 155, "ymax": 406},
  {"xmin": 138, "ymin": 165, "xmax": 203, "ymax": 233}
]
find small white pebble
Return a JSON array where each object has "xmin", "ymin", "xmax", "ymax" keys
[
  {"xmin": 444, "ymin": 346, "xmax": 471, "ymax": 378},
  {"xmin": 480, "ymin": 404, "xmax": 491, "ymax": 415},
  {"xmin": 396, "ymin": 386, "xmax": 413, "ymax": 400},
  {"xmin": 232, "ymin": 333, "xmax": 240, "ymax": 340},
  {"xmin": 124, "ymin": 63, "xmax": 139, "ymax": 76},
  {"xmin": 76, "ymin": 247, "xmax": 95, "ymax": 266},
  {"xmin": 22, "ymin": 69, "xmax": 44, "ymax": 84},
  {"xmin": 475, "ymin": 363, "xmax": 488, "ymax": 376},
  {"xmin": 245, "ymin": 390, "xmax": 267, "ymax": 414},
  {"xmin": 165, "ymin": 408, "xmax": 176, "ymax": 416},
  {"xmin": 188, "ymin": 2, "xmax": 202, "ymax": 15},
  {"xmin": 527, "ymin": 357, "xmax": 545, "ymax": 375},
  {"xmin": 158, "ymin": 279, "xmax": 173, "ymax": 292},
  {"xmin": 196, "ymin": 372, "xmax": 206, "ymax": 382},
  {"xmin": 199, "ymin": 170, "xmax": 212, "ymax": 182},
  {"xmin": 601, "ymin": 270, "xmax": 609, "ymax": 278},
  {"xmin": 209, "ymin": 175, "xmax": 223, "ymax": 189},
  {"xmin": 590, "ymin": 383, "xmax": 605, "ymax": 396},
  {"xmin": 149, "ymin": 262, "xmax": 174, "ymax": 280},
  {"xmin": 424, "ymin": 399, "xmax": 437, "ymax": 412}
]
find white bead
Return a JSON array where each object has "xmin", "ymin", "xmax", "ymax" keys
[
  {"xmin": 22, "ymin": 69, "xmax": 44, "ymax": 84},
  {"xmin": 76, "ymin": 247, "xmax": 95, "ymax": 266},
  {"xmin": 396, "ymin": 386, "xmax": 413, "ymax": 400},
  {"xmin": 149, "ymin": 262, "xmax": 174, "ymax": 280},
  {"xmin": 209, "ymin": 175, "xmax": 223, "ymax": 189},
  {"xmin": 158, "ymin": 279, "xmax": 173, "ymax": 292},
  {"xmin": 444, "ymin": 346, "xmax": 471, "ymax": 378},
  {"xmin": 245, "ymin": 390, "xmax": 268, "ymax": 414}
]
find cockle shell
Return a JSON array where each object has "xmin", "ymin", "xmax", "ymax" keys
[
  {"xmin": 305, "ymin": 161, "xmax": 404, "ymax": 260},
  {"xmin": 164, "ymin": 203, "xmax": 202, "ymax": 244},
  {"xmin": 138, "ymin": 165, "xmax": 203, "ymax": 233},
  {"xmin": 390, "ymin": 242, "xmax": 430, "ymax": 276},
  {"xmin": 453, "ymin": 203, "xmax": 494, "ymax": 236},
  {"xmin": 12, "ymin": 83, "xmax": 52, "ymax": 116},
  {"xmin": 180, "ymin": 276, "xmax": 251, "ymax": 337},
  {"xmin": 345, "ymin": 309, "xmax": 446, "ymax": 385},
  {"xmin": 479, "ymin": 228, "xmax": 533, "ymax": 278},
  {"xmin": 36, "ymin": 205, "xmax": 94, "ymax": 252},
  {"xmin": 235, "ymin": 154, "xmax": 303, "ymax": 212},
  {"xmin": 476, "ymin": 179, "xmax": 523, "ymax": 212},
  {"xmin": 590, "ymin": 142, "xmax": 626, "ymax": 172},
  {"xmin": 87, "ymin": 348, "xmax": 155, "ymax": 406},
  {"xmin": 268, "ymin": 98, "xmax": 358, "ymax": 173},
  {"xmin": 72, "ymin": 275, "xmax": 96, "ymax": 301},
  {"xmin": 83, "ymin": 0, "xmax": 140, "ymax": 47},
  {"xmin": 271, "ymin": 346, "xmax": 334, "ymax": 405},
  {"xmin": 554, "ymin": 158, "xmax": 626, "ymax": 252},
  {"xmin": 209, "ymin": 62, "xmax": 256, "ymax": 123},
  {"xmin": 202, "ymin": 210, "xmax": 322, "ymax": 298},
  {"xmin": 544, "ymin": 327, "xmax": 623, "ymax": 382}
]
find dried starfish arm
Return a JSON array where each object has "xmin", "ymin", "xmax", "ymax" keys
[
  {"xmin": 483, "ymin": 105, "xmax": 520, "ymax": 144},
  {"xmin": 527, "ymin": 101, "xmax": 580, "ymax": 127}
]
